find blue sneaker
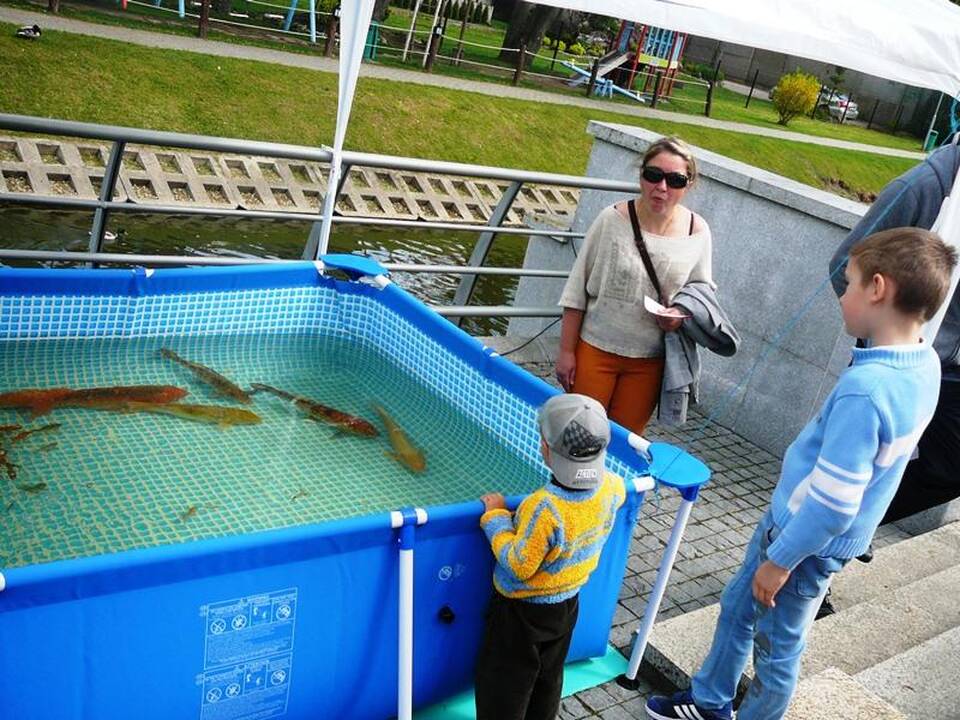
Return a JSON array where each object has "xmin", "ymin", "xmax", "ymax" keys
[{"xmin": 645, "ymin": 690, "xmax": 733, "ymax": 720}]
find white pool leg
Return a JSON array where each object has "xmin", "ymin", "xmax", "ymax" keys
[
  {"xmin": 398, "ymin": 527, "xmax": 414, "ymax": 720},
  {"xmin": 392, "ymin": 508, "xmax": 427, "ymax": 720},
  {"xmin": 619, "ymin": 497, "xmax": 695, "ymax": 688}
]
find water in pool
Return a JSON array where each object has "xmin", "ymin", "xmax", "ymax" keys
[{"xmin": 0, "ymin": 333, "xmax": 546, "ymax": 569}]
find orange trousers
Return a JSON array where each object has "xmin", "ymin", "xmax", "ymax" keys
[{"xmin": 571, "ymin": 340, "xmax": 664, "ymax": 435}]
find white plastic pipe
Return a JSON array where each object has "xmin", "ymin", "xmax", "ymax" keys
[
  {"xmin": 395, "ymin": 507, "xmax": 427, "ymax": 720},
  {"xmin": 628, "ymin": 433, "xmax": 653, "ymax": 461},
  {"xmin": 398, "ymin": 540, "xmax": 414, "ymax": 720},
  {"xmin": 624, "ymin": 497, "xmax": 695, "ymax": 681},
  {"xmin": 402, "ymin": 0, "xmax": 424, "ymax": 61}
]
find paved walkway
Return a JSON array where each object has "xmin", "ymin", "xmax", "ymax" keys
[
  {"xmin": 0, "ymin": 6, "xmax": 925, "ymax": 161},
  {"xmin": 480, "ymin": 335, "xmax": 914, "ymax": 719}
]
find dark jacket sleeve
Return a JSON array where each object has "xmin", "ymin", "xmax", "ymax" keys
[{"xmin": 828, "ymin": 179, "xmax": 924, "ymax": 297}]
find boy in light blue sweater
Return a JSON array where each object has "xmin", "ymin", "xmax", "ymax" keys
[{"xmin": 646, "ymin": 227, "xmax": 958, "ymax": 720}]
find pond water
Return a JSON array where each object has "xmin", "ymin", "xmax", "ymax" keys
[{"xmin": 0, "ymin": 205, "xmax": 534, "ymax": 335}]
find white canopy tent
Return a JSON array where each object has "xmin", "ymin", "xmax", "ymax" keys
[
  {"xmin": 319, "ymin": 0, "xmax": 960, "ymax": 333},
  {"xmin": 318, "ymin": 0, "xmax": 960, "ymax": 257},
  {"xmin": 525, "ymin": 0, "xmax": 960, "ymax": 96},
  {"xmin": 318, "ymin": 3, "xmax": 960, "ymax": 717}
]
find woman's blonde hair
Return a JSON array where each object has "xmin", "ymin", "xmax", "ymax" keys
[{"xmin": 640, "ymin": 136, "xmax": 698, "ymax": 185}]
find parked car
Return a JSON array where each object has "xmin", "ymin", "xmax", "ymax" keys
[{"xmin": 818, "ymin": 88, "xmax": 859, "ymax": 122}]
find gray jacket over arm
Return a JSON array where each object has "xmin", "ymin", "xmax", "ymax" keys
[
  {"xmin": 659, "ymin": 282, "xmax": 741, "ymax": 426},
  {"xmin": 828, "ymin": 141, "xmax": 960, "ymax": 377}
]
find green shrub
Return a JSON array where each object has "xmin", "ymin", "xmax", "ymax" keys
[
  {"xmin": 568, "ymin": 42, "xmax": 585, "ymax": 56},
  {"xmin": 771, "ymin": 69, "xmax": 820, "ymax": 126}
]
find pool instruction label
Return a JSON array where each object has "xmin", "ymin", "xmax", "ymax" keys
[{"xmin": 197, "ymin": 588, "xmax": 298, "ymax": 720}]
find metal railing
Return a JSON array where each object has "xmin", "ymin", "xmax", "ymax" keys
[{"xmin": 0, "ymin": 114, "xmax": 642, "ymax": 320}]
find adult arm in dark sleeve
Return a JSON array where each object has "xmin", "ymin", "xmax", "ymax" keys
[{"xmin": 828, "ymin": 179, "xmax": 924, "ymax": 297}]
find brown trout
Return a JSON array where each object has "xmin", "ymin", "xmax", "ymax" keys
[
  {"xmin": 373, "ymin": 404, "xmax": 426, "ymax": 473},
  {"xmin": 12, "ymin": 423, "xmax": 61, "ymax": 444},
  {"xmin": 160, "ymin": 348, "xmax": 252, "ymax": 405},
  {"xmin": 96, "ymin": 401, "xmax": 262, "ymax": 427},
  {"xmin": 0, "ymin": 446, "xmax": 17, "ymax": 480},
  {"xmin": 250, "ymin": 383, "xmax": 379, "ymax": 437},
  {"xmin": 0, "ymin": 385, "xmax": 187, "ymax": 416}
]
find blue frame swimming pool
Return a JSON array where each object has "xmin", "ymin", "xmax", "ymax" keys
[{"xmin": 0, "ymin": 257, "xmax": 709, "ymax": 720}]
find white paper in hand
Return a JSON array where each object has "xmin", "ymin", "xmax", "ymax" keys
[{"xmin": 644, "ymin": 295, "xmax": 691, "ymax": 319}]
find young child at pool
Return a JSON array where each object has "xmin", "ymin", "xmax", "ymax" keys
[
  {"xmin": 474, "ymin": 393, "xmax": 626, "ymax": 720},
  {"xmin": 645, "ymin": 227, "xmax": 957, "ymax": 720}
]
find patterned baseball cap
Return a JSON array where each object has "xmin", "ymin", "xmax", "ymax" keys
[{"xmin": 537, "ymin": 393, "xmax": 610, "ymax": 490}]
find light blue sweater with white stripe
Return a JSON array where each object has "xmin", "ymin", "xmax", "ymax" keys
[{"xmin": 767, "ymin": 343, "xmax": 941, "ymax": 571}]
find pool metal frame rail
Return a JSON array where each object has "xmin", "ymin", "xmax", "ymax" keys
[
  {"xmin": 0, "ymin": 254, "xmax": 711, "ymax": 717},
  {"xmin": 0, "ymin": 113, "xmax": 641, "ymax": 322}
]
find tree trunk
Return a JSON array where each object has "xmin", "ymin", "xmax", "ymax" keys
[
  {"xmin": 498, "ymin": 2, "xmax": 561, "ymax": 68},
  {"xmin": 372, "ymin": 0, "xmax": 390, "ymax": 21},
  {"xmin": 198, "ymin": 0, "xmax": 211, "ymax": 38},
  {"xmin": 47, "ymin": 0, "xmax": 60, "ymax": 12}
]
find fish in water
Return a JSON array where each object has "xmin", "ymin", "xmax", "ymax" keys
[
  {"xmin": 17, "ymin": 482, "xmax": 47, "ymax": 494},
  {"xmin": 160, "ymin": 348, "xmax": 252, "ymax": 405},
  {"xmin": 0, "ymin": 385, "xmax": 187, "ymax": 416},
  {"xmin": 373, "ymin": 404, "xmax": 426, "ymax": 473},
  {"xmin": 250, "ymin": 383, "xmax": 379, "ymax": 437},
  {"xmin": 12, "ymin": 422, "xmax": 61, "ymax": 444},
  {"xmin": 95, "ymin": 401, "xmax": 261, "ymax": 427},
  {"xmin": 0, "ymin": 446, "xmax": 17, "ymax": 480}
]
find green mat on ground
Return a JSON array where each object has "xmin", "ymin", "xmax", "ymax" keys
[{"xmin": 415, "ymin": 644, "xmax": 628, "ymax": 719}]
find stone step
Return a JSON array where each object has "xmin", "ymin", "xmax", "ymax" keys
[
  {"xmin": 643, "ymin": 523, "xmax": 960, "ymax": 688},
  {"xmin": 800, "ymin": 562, "xmax": 960, "ymax": 678},
  {"xmin": 855, "ymin": 624, "xmax": 960, "ymax": 720},
  {"xmin": 786, "ymin": 668, "xmax": 906, "ymax": 720},
  {"xmin": 829, "ymin": 522, "xmax": 960, "ymax": 608}
]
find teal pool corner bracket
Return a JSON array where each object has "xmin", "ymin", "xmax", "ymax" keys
[{"xmin": 318, "ymin": 253, "xmax": 390, "ymax": 282}]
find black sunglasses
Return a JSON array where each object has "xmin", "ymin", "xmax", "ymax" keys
[{"xmin": 641, "ymin": 166, "xmax": 689, "ymax": 189}]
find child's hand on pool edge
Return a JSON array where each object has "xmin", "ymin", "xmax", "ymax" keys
[{"xmin": 480, "ymin": 492, "xmax": 507, "ymax": 513}]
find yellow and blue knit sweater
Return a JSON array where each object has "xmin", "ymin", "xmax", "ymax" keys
[{"xmin": 480, "ymin": 472, "xmax": 625, "ymax": 603}]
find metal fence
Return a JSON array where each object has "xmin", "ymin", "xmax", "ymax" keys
[{"xmin": 0, "ymin": 113, "xmax": 642, "ymax": 320}]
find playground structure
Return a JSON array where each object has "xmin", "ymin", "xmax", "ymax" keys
[
  {"xmin": 119, "ymin": 0, "xmax": 336, "ymax": 45},
  {"xmin": 565, "ymin": 20, "xmax": 690, "ymax": 104}
]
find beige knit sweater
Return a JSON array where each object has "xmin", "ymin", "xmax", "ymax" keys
[{"xmin": 559, "ymin": 204, "xmax": 713, "ymax": 358}]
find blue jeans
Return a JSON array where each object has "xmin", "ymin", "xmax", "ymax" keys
[{"xmin": 691, "ymin": 512, "xmax": 846, "ymax": 720}]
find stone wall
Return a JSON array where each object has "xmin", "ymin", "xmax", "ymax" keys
[{"xmin": 510, "ymin": 121, "xmax": 871, "ymax": 456}]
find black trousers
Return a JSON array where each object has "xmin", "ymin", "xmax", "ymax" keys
[
  {"xmin": 883, "ymin": 379, "xmax": 960, "ymax": 523},
  {"xmin": 474, "ymin": 592, "xmax": 579, "ymax": 720}
]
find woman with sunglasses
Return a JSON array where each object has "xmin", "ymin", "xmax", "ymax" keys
[{"xmin": 556, "ymin": 136, "xmax": 713, "ymax": 434}]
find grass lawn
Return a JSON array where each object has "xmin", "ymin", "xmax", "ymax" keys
[
  {"xmin": 0, "ymin": 22, "xmax": 918, "ymax": 198},
  {"xmin": 665, "ymin": 83, "xmax": 922, "ymax": 152},
  {"xmin": 2, "ymin": 0, "xmax": 926, "ymax": 157}
]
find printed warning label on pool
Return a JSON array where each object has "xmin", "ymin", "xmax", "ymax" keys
[{"xmin": 198, "ymin": 588, "xmax": 297, "ymax": 720}]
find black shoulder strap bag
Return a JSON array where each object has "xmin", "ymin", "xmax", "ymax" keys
[{"xmin": 627, "ymin": 199, "xmax": 663, "ymax": 303}]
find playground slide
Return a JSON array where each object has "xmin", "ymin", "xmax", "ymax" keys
[
  {"xmin": 568, "ymin": 51, "xmax": 631, "ymax": 87},
  {"xmin": 566, "ymin": 51, "xmax": 631, "ymax": 87},
  {"xmin": 561, "ymin": 61, "xmax": 644, "ymax": 103},
  {"xmin": 598, "ymin": 51, "xmax": 631, "ymax": 77}
]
